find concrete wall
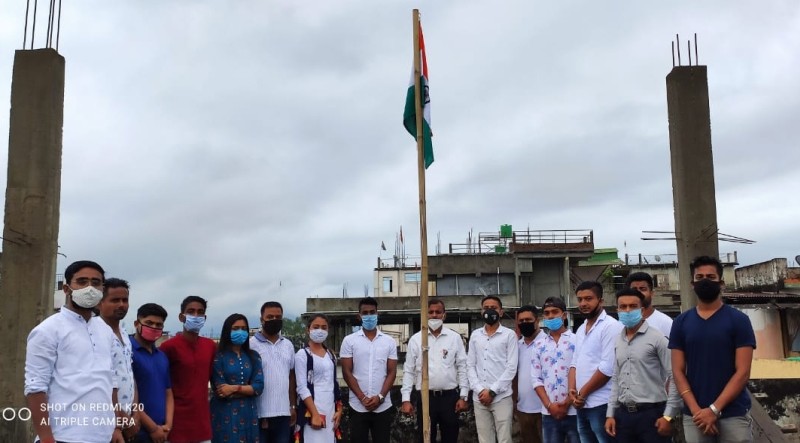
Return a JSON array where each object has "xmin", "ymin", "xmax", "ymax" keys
[
  {"xmin": 740, "ymin": 308, "xmax": 785, "ymax": 359},
  {"xmin": 666, "ymin": 65, "xmax": 720, "ymax": 310},
  {"xmin": 735, "ymin": 258, "xmax": 789, "ymax": 292},
  {"xmin": 429, "ymin": 254, "xmax": 515, "ymax": 276},
  {"xmin": 0, "ymin": 49, "xmax": 65, "ymax": 442}
]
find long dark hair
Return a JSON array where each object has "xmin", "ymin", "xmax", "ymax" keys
[{"xmin": 218, "ymin": 313, "xmax": 256, "ymax": 359}]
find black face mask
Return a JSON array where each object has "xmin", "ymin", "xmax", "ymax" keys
[
  {"xmin": 263, "ymin": 319, "xmax": 283, "ymax": 335},
  {"xmin": 519, "ymin": 322, "xmax": 537, "ymax": 338},
  {"xmin": 694, "ymin": 279, "xmax": 721, "ymax": 302},
  {"xmin": 483, "ymin": 309, "xmax": 500, "ymax": 325}
]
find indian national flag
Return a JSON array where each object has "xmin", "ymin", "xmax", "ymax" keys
[{"xmin": 403, "ymin": 25, "xmax": 434, "ymax": 169}]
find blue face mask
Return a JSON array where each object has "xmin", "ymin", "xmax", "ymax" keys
[
  {"xmin": 230, "ymin": 329, "xmax": 249, "ymax": 345},
  {"xmin": 361, "ymin": 314, "xmax": 378, "ymax": 330},
  {"xmin": 618, "ymin": 308, "xmax": 643, "ymax": 328},
  {"xmin": 543, "ymin": 317, "xmax": 564, "ymax": 331},
  {"xmin": 184, "ymin": 315, "xmax": 206, "ymax": 333}
]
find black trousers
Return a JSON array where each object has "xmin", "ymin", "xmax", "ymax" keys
[
  {"xmin": 614, "ymin": 405, "xmax": 671, "ymax": 443},
  {"xmin": 350, "ymin": 407, "xmax": 394, "ymax": 443},
  {"xmin": 413, "ymin": 389, "xmax": 460, "ymax": 443}
]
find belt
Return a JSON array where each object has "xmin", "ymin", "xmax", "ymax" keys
[
  {"xmin": 429, "ymin": 389, "xmax": 458, "ymax": 397},
  {"xmin": 623, "ymin": 401, "xmax": 666, "ymax": 413}
]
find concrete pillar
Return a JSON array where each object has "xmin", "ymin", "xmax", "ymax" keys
[
  {"xmin": 0, "ymin": 49, "xmax": 64, "ymax": 441},
  {"xmin": 666, "ymin": 65, "xmax": 719, "ymax": 312}
]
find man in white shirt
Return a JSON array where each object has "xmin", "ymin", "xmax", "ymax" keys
[
  {"xmin": 568, "ymin": 280, "xmax": 623, "ymax": 443},
  {"xmin": 250, "ymin": 301, "xmax": 297, "ymax": 443},
  {"xmin": 401, "ymin": 298, "xmax": 469, "ymax": 443},
  {"xmin": 98, "ymin": 277, "xmax": 139, "ymax": 442},
  {"xmin": 625, "ymin": 272, "xmax": 673, "ymax": 338},
  {"xmin": 25, "ymin": 260, "xmax": 124, "ymax": 443},
  {"xmin": 467, "ymin": 295, "xmax": 519, "ymax": 443},
  {"xmin": 341, "ymin": 297, "xmax": 398, "ymax": 443},
  {"xmin": 514, "ymin": 305, "xmax": 545, "ymax": 443}
]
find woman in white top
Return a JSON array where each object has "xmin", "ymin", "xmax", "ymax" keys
[{"xmin": 295, "ymin": 314, "xmax": 342, "ymax": 443}]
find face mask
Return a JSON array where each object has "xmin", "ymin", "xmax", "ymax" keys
[
  {"xmin": 263, "ymin": 319, "xmax": 283, "ymax": 335},
  {"xmin": 543, "ymin": 317, "xmax": 564, "ymax": 331},
  {"xmin": 483, "ymin": 309, "xmax": 500, "ymax": 325},
  {"xmin": 694, "ymin": 279, "xmax": 721, "ymax": 302},
  {"xmin": 184, "ymin": 315, "xmax": 205, "ymax": 333},
  {"xmin": 361, "ymin": 314, "xmax": 378, "ymax": 330},
  {"xmin": 231, "ymin": 330, "xmax": 249, "ymax": 345},
  {"xmin": 139, "ymin": 324, "xmax": 163, "ymax": 342},
  {"xmin": 518, "ymin": 322, "xmax": 537, "ymax": 338},
  {"xmin": 309, "ymin": 329, "xmax": 328, "ymax": 343},
  {"xmin": 70, "ymin": 285, "xmax": 103, "ymax": 309},
  {"xmin": 618, "ymin": 308, "xmax": 643, "ymax": 328},
  {"xmin": 428, "ymin": 319, "xmax": 443, "ymax": 331}
]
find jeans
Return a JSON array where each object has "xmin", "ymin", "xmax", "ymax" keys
[
  {"xmin": 614, "ymin": 407, "xmax": 671, "ymax": 443},
  {"xmin": 259, "ymin": 416, "xmax": 292, "ymax": 443},
  {"xmin": 577, "ymin": 404, "xmax": 615, "ymax": 443},
  {"xmin": 542, "ymin": 414, "xmax": 579, "ymax": 443},
  {"xmin": 683, "ymin": 413, "xmax": 753, "ymax": 443}
]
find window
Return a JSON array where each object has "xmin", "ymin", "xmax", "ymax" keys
[
  {"xmin": 404, "ymin": 272, "xmax": 421, "ymax": 283},
  {"xmin": 382, "ymin": 277, "xmax": 393, "ymax": 293}
]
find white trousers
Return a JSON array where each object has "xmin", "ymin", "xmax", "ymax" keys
[{"xmin": 473, "ymin": 395, "xmax": 513, "ymax": 443}]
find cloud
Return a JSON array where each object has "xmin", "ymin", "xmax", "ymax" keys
[{"xmin": 1, "ymin": 1, "xmax": 798, "ymax": 334}]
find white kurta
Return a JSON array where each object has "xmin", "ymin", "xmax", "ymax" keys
[{"xmin": 295, "ymin": 349, "xmax": 336, "ymax": 443}]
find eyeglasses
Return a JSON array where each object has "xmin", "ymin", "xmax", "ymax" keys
[{"xmin": 73, "ymin": 277, "xmax": 104, "ymax": 288}]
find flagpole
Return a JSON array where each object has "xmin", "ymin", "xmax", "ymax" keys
[{"xmin": 412, "ymin": 9, "xmax": 431, "ymax": 443}]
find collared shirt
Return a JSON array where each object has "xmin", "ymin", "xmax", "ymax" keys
[
  {"xmin": 340, "ymin": 329, "xmax": 398, "ymax": 413},
  {"xmin": 130, "ymin": 335, "xmax": 171, "ymax": 432},
  {"xmin": 570, "ymin": 310, "xmax": 623, "ymax": 409},
  {"xmin": 607, "ymin": 321, "xmax": 681, "ymax": 418},
  {"xmin": 533, "ymin": 329, "xmax": 577, "ymax": 416},
  {"xmin": 516, "ymin": 330, "xmax": 546, "ymax": 413},
  {"xmin": 111, "ymin": 321, "xmax": 135, "ymax": 415},
  {"xmin": 646, "ymin": 309, "xmax": 673, "ymax": 338},
  {"xmin": 467, "ymin": 325, "xmax": 519, "ymax": 403},
  {"xmin": 159, "ymin": 332, "xmax": 216, "ymax": 441},
  {"xmin": 250, "ymin": 333, "xmax": 296, "ymax": 418},
  {"xmin": 24, "ymin": 308, "xmax": 118, "ymax": 443},
  {"xmin": 401, "ymin": 326, "xmax": 469, "ymax": 402}
]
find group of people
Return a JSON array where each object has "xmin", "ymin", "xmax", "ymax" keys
[
  {"xmin": 397, "ymin": 255, "xmax": 756, "ymax": 443},
  {"xmin": 23, "ymin": 255, "xmax": 756, "ymax": 443},
  {"xmin": 24, "ymin": 260, "xmax": 319, "ymax": 443}
]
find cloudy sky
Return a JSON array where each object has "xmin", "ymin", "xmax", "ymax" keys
[{"xmin": 1, "ymin": 1, "xmax": 798, "ymax": 335}]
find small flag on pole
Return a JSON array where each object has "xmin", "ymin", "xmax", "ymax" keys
[
  {"xmin": 381, "ymin": 241, "xmax": 387, "ymax": 251},
  {"xmin": 403, "ymin": 23, "xmax": 434, "ymax": 169}
]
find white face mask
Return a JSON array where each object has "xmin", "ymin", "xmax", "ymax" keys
[
  {"xmin": 309, "ymin": 329, "xmax": 328, "ymax": 344},
  {"xmin": 70, "ymin": 285, "xmax": 103, "ymax": 309},
  {"xmin": 428, "ymin": 319, "xmax": 443, "ymax": 331}
]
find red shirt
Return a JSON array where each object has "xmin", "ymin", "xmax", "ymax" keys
[{"xmin": 159, "ymin": 333, "xmax": 216, "ymax": 442}]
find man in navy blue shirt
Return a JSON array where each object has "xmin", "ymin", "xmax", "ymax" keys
[
  {"xmin": 669, "ymin": 256, "xmax": 756, "ymax": 443},
  {"xmin": 130, "ymin": 303, "xmax": 173, "ymax": 443}
]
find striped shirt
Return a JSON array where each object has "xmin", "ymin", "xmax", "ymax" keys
[{"xmin": 250, "ymin": 333, "xmax": 296, "ymax": 417}]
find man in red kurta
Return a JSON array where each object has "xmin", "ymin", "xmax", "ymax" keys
[{"xmin": 160, "ymin": 295, "xmax": 216, "ymax": 443}]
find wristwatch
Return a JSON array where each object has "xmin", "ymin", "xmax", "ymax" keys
[
  {"xmin": 461, "ymin": 396, "xmax": 468, "ymax": 402},
  {"xmin": 378, "ymin": 393, "xmax": 385, "ymax": 403},
  {"xmin": 709, "ymin": 403, "xmax": 722, "ymax": 417},
  {"xmin": 662, "ymin": 415, "xmax": 673, "ymax": 422}
]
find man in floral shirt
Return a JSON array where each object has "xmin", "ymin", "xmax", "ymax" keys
[{"xmin": 532, "ymin": 296, "xmax": 579, "ymax": 443}]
